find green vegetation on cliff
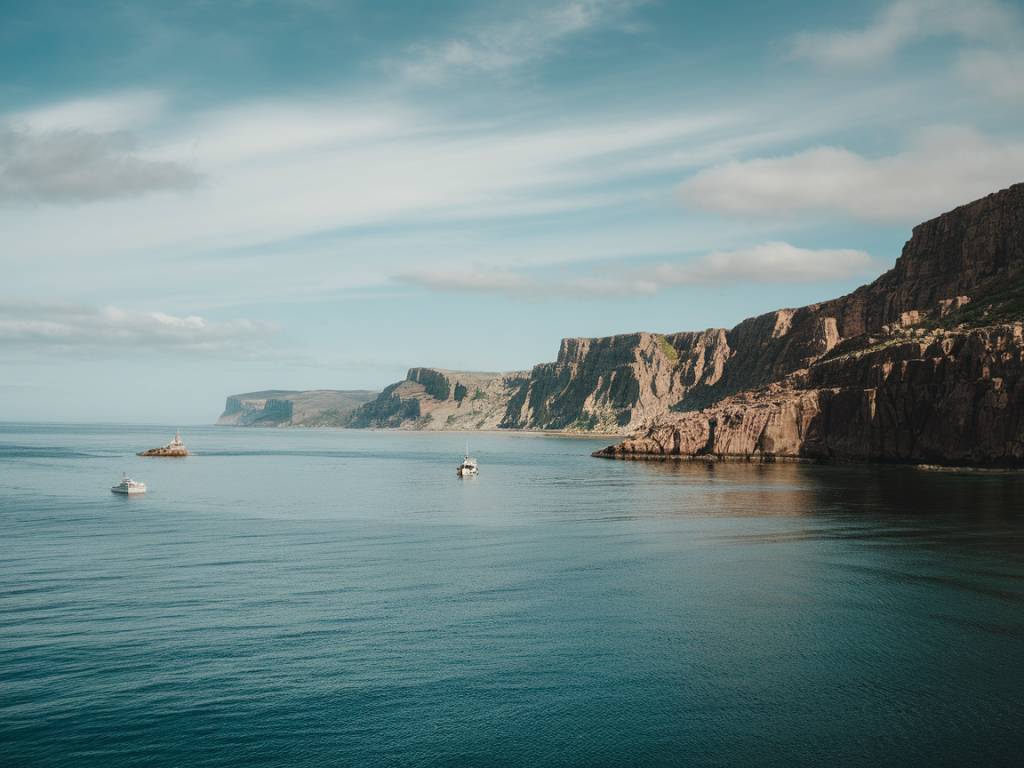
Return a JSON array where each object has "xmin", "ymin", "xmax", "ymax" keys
[{"xmin": 656, "ymin": 334, "xmax": 679, "ymax": 363}]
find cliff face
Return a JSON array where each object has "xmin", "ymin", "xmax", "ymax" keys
[
  {"xmin": 345, "ymin": 369, "xmax": 529, "ymax": 430},
  {"xmin": 217, "ymin": 390, "xmax": 378, "ymax": 427},
  {"xmin": 599, "ymin": 325, "xmax": 1024, "ymax": 465},
  {"xmin": 350, "ymin": 330, "xmax": 732, "ymax": 433},
  {"xmin": 597, "ymin": 183, "xmax": 1024, "ymax": 465},
  {"xmin": 500, "ymin": 331, "xmax": 731, "ymax": 431}
]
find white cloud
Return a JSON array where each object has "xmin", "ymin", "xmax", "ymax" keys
[
  {"xmin": 397, "ymin": 0, "xmax": 644, "ymax": 84},
  {"xmin": 676, "ymin": 126, "xmax": 1024, "ymax": 223},
  {"xmin": 0, "ymin": 300, "xmax": 275, "ymax": 356},
  {"xmin": 12, "ymin": 91, "xmax": 167, "ymax": 133},
  {"xmin": 790, "ymin": 0, "xmax": 1020, "ymax": 68},
  {"xmin": 171, "ymin": 102, "xmax": 416, "ymax": 167},
  {"xmin": 648, "ymin": 242, "xmax": 874, "ymax": 284},
  {"xmin": 956, "ymin": 49, "xmax": 1024, "ymax": 103},
  {"xmin": 397, "ymin": 242, "xmax": 874, "ymax": 299}
]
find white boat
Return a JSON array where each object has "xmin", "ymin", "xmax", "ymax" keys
[
  {"xmin": 111, "ymin": 473, "xmax": 147, "ymax": 495},
  {"xmin": 457, "ymin": 444, "xmax": 479, "ymax": 477}
]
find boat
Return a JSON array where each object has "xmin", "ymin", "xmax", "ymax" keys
[
  {"xmin": 138, "ymin": 431, "xmax": 189, "ymax": 457},
  {"xmin": 111, "ymin": 473, "xmax": 147, "ymax": 495},
  {"xmin": 457, "ymin": 444, "xmax": 479, "ymax": 477}
]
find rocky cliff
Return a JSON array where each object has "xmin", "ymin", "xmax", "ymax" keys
[
  {"xmin": 499, "ymin": 331, "xmax": 731, "ymax": 431},
  {"xmin": 217, "ymin": 390, "xmax": 378, "ymax": 427},
  {"xmin": 346, "ymin": 369, "xmax": 530, "ymax": 430},
  {"xmin": 348, "ymin": 331, "xmax": 735, "ymax": 433},
  {"xmin": 596, "ymin": 183, "xmax": 1024, "ymax": 465}
]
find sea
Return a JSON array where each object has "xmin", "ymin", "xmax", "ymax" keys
[{"xmin": 2, "ymin": 422, "xmax": 1023, "ymax": 767}]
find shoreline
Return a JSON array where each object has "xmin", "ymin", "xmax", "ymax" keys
[
  {"xmin": 592, "ymin": 451, "xmax": 1024, "ymax": 471},
  {"xmin": 214, "ymin": 424, "xmax": 628, "ymax": 439}
]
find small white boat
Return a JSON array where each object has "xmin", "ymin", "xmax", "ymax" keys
[
  {"xmin": 111, "ymin": 473, "xmax": 146, "ymax": 495},
  {"xmin": 457, "ymin": 444, "xmax": 478, "ymax": 477}
]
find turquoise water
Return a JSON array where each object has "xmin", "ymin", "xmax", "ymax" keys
[{"xmin": 2, "ymin": 423, "xmax": 1023, "ymax": 766}]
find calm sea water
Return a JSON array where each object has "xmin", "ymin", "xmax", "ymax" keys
[{"xmin": 2, "ymin": 423, "xmax": 1023, "ymax": 767}]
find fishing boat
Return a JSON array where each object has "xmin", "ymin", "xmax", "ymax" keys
[
  {"xmin": 138, "ymin": 431, "xmax": 189, "ymax": 457},
  {"xmin": 111, "ymin": 473, "xmax": 146, "ymax": 495},
  {"xmin": 457, "ymin": 444, "xmax": 478, "ymax": 477}
]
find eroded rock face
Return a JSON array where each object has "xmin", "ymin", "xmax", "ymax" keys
[
  {"xmin": 345, "ymin": 369, "xmax": 530, "ymax": 430},
  {"xmin": 500, "ymin": 331, "xmax": 732, "ymax": 432},
  {"xmin": 352, "ymin": 330, "xmax": 736, "ymax": 434},
  {"xmin": 597, "ymin": 324, "xmax": 1024, "ymax": 465},
  {"xmin": 597, "ymin": 183, "xmax": 1024, "ymax": 465}
]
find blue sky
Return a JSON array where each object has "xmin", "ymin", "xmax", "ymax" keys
[{"xmin": 2, "ymin": 0, "xmax": 1023, "ymax": 422}]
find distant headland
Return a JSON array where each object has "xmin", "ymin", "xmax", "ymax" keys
[{"xmin": 217, "ymin": 390, "xmax": 378, "ymax": 427}]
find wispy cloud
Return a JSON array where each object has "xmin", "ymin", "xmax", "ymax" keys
[
  {"xmin": 398, "ymin": 268, "xmax": 658, "ymax": 298},
  {"xmin": 647, "ymin": 242, "xmax": 875, "ymax": 284},
  {"xmin": 956, "ymin": 49, "xmax": 1024, "ymax": 103},
  {"xmin": 397, "ymin": 242, "xmax": 874, "ymax": 299},
  {"xmin": 396, "ymin": 0, "xmax": 644, "ymax": 84},
  {"xmin": 676, "ymin": 126, "xmax": 1024, "ymax": 223},
  {"xmin": 12, "ymin": 90, "xmax": 167, "ymax": 132},
  {"xmin": 0, "ymin": 124, "xmax": 201, "ymax": 205},
  {"xmin": 790, "ymin": 0, "xmax": 1020, "ymax": 68},
  {"xmin": 1, "ymin": 95, "xmax": 766, "ymax": 279},
  {"xmin": 0, "ymin": 300, "xmax": 275, "ymax": 356}
]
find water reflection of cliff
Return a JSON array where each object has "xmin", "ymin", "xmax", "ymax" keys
[{"xmin": 623, "ymin": 460, "xmax": 1024, "ymax": 548}]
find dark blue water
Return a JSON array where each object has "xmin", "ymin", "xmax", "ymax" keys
[{"xmin": 2, "ymin": 423, "xmax": 1023, "ymax": 767}]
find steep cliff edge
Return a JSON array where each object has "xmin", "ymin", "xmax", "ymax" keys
[
  {"xmin": 217, "ymin": 390, "xmax": 378, "ymax": 427},
  {"xmin": 500, "ymin": 331, "xmax": 731, "ymax": 431},
  {"xmin": 597, "ymin": 183, "xmax": 1024, "ymax": 465}
]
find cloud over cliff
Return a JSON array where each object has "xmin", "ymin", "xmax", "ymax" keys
[
  {"xmin": 677, "ymin": 128, "xmax": 1024, "ymax": 223},
  {"xmin": 398, "ymin": 242, "xmax": 874, "ymax": 299}
]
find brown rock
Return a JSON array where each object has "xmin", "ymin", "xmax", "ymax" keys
[{"xmin": 597, "ymin": 183, "xmax": 1024, "ymax": 466}]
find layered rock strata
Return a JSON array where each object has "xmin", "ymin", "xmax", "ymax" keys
[{"xmin": 596, "ymin": 183, "xmax": 1024, "ymax": 465}]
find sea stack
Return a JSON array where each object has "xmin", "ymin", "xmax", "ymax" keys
[{"xmin": 138, "ymin": 431, "xmax": 190, "ymax": 457}]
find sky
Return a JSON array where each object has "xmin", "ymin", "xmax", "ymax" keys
[{"xmin": 2, "ymin": 0, "xmax": 1023, "ymax": 423}]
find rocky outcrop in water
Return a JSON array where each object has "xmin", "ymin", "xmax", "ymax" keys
[
  {"xmin": 596, "ymin": 183, "xmax": 1024, "ymax": 465},
  {"xmin": 217, "ymin": 390, "xmax": 378, "ymax": 427},
  {"xmin": 138, "ymin": 432, "xmax": 190, "ymax": 457}
]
